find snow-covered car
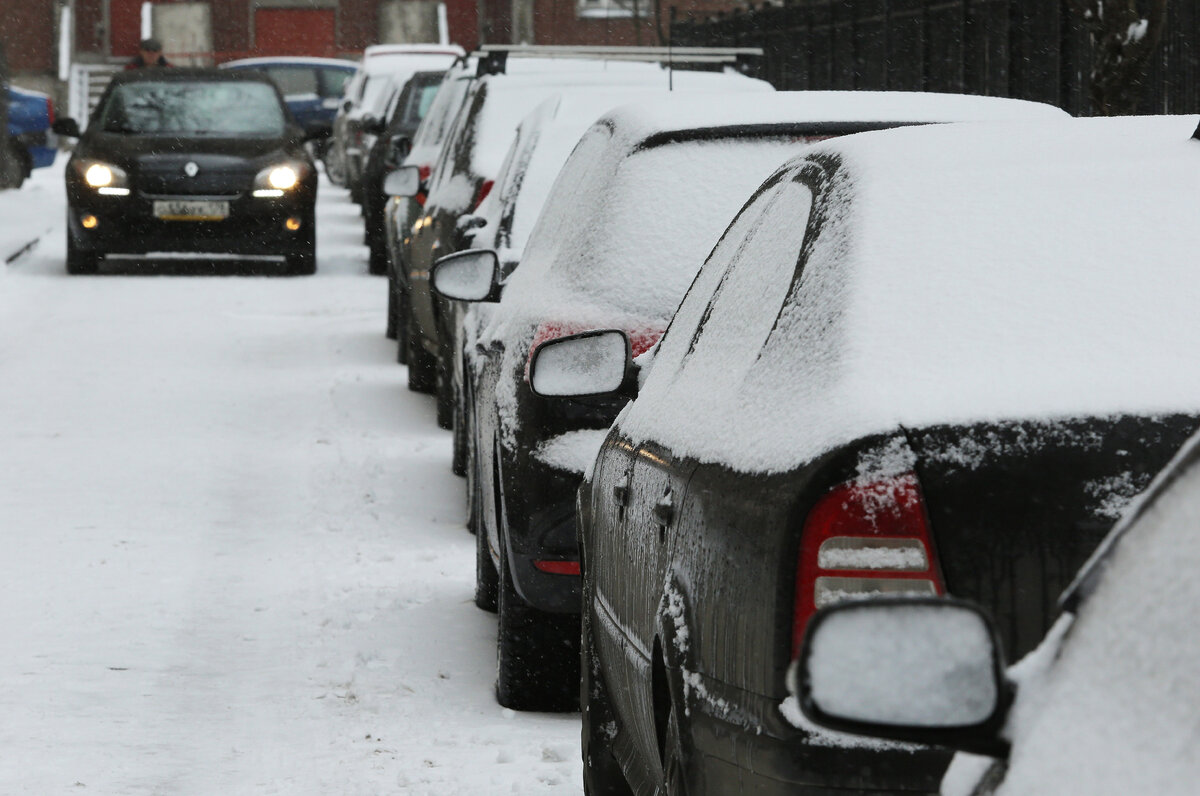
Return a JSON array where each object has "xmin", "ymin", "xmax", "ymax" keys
[
  {"xmin": 384, "ymin": 58, "xmax": 477, "ymax": 350},
  {"xmin": 433, "ymin": 91, "xmax": 1067, "ymax": 718},
  {"xmin": 393, "ymin": 54, "xmax": 772, "ymax": 427},
  {"xmin": 53, "ymin": 68, "xmax": 325, "ymax": 275},
  {"xmin": 360, "ymin": 70, "xmax": 443, "ymax": 275},
  {"xmin": 4, "ymin": 84, "xmax": 57, "ymax": 189},
  {"xmin": 526, "ymin": 113, "xmax": 1200, "ymax": 793},
  {"xmin": 796, "ymin": 421, "xmax": 1200, "ymax": 796},
  {"xmin": 330, "ymin": 44, "xmax": 461, "ymax": 197},
  {"xmin": 218, "ymin": 56, "xmax": 356, "ymax": 166}
]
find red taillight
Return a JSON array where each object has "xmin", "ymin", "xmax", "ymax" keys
[
  {"xmin": 526, "ymin": 322, "xmax": 664, "ymax": 381},
  {"xmin": 534, "ymin": 560, "xmax": 581, "ymax": 575},
  {"xmin": 415, "ymin": 165, "xmax": 431, "ymax": 207},
  {"xmin": 46, "ymin": 97, "xmax": 55, "ymax": 125},
  {"xmin": 471, "ymin": 179, "xmax": 495, "ymax": 212},
  {"xmin": 792, "ymin": 472, "xmax": 945, "ymax": 657}
]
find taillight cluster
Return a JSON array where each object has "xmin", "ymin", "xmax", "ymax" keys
[
  {"xmin": 471, "ymin": 179, "xmax": 495, "ymax": 212},
  {"xmin": 415, "ymin": 165, "xmax": 431, "ymax": 207},
  {"xmin": 791, "ymin": 472, "xmax": 944, "ymax": 657}
]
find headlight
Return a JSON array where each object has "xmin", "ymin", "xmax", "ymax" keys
[
  {"xmin": 76, "ymin": 160, "xmax": 129, "ymax": 195},
  {"xmin": 253, "ymin": 162, "xmax": 307, "ymax": 197}
]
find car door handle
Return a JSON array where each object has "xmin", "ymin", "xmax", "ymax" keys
[
  {"xmin": 612, "ymin": 476, "xmax": 629, "ymax": 506},
  {"xmin": 653, "ymin": 493, "xmax": 674, "ymax": 527}
]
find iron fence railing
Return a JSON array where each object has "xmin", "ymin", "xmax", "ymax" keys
[{"xmin": 671, "ymin": 0, "xmax": 1200, "ymax": 116}]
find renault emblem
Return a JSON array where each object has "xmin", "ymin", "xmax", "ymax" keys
[{"xmin": 184, "ymin": 162, "xmax": 199, "ymax": 177}]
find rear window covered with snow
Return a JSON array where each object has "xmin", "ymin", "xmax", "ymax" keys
[
  {"xmin": 501, "ymin": 131, "xmax": 808, "ymax": 326},
  {"xmin": 617, "ymin": 115, "xmax": 1200, "ymax": 474}
]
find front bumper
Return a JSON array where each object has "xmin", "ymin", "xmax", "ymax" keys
[{"xmin": 67, "ymin": 187, "xmax": 315, "ymax": 256}]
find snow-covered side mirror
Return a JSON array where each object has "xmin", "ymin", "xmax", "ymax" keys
[
  {"xmin": 794, "ymin": 596, "xmax": 1012, "ymax": 757},
  {"xmin": 529, "ymin": 330, "xmax": 637, "ymax": 399},
  {"xmin": 431, "ymin": 249, "xmax": 501, "ymax": 302},
  {"xmin": 383, "ymin": 165, "xmax": 421, "ymax": 198}
]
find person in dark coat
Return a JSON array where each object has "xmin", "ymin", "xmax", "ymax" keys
[{"xmin": 125, "ymin": 38, "xmax": 171, "ymax": 69}]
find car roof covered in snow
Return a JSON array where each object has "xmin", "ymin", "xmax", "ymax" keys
[
  {"xmin": 615, "ymin": 113, "xmax": 1200, "ymax": 473},
  {"xmin": 219, "ymin": 56, "xmax": 358, "ymax": 70},
  {"xmin": 596, "ymin": 89, "xmax": 1066, "ymax": 146}
]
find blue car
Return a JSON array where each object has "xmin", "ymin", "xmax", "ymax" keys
[
  {"xmin": 4, "ymin": 85, "xmax": 57, "ymax": 188},
  {"xmin": 219, "ymin": 56, "xmax": 356, "ymax": 161}
]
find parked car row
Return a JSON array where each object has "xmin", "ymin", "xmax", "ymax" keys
[{"xmin": 338, "ymin": 45, "xmax": 1200, "ymax": 795}]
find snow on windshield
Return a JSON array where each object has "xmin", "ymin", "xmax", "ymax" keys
[{"xmin": 618, "ymin": 114, "xmax": 1200, "ymax": 474}]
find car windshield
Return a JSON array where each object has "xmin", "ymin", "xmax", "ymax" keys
[{"xmin": 99, "ymin": 81, "xmax": 287, "ymax": 137}]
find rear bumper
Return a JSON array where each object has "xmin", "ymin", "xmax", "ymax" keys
[{"xmin": 690, "ymin": 702, "xmax": 950, "ymax": 794}]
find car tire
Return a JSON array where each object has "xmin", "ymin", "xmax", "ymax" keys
[
  {"xmin": 582, "ymin": 603, "xmax": 634, "ymax": 796},
  {"xmin": 386, "ymin": 277, "xmax": 398, "ymax": 340},
  {"xmin": 368, "ymin": 239, "xmax": 388, "ymax": 276},
  {"xmin": 495, "ymin": 539, "xmax": 581, "ymax": 712},
  {"xmin": 395, "ymin": 301, "xmax": 410, "ymax": 365},
  {"xmin": 406, "ymin": 322, "xmax": 437, "ymax": 394},
  {"xmin": 66, "ymin": 233, "xmax": 100, "ymax": 275},
  {"xmin": 452, "ymin": 381, "xmax": 468, "ymax": 477},
  {"xmin": 475, "ymin": 518, "xmax": 499, "ymax": 613},
  {"xmin": 0, "ymin": 140, "xmax": 26, "ymax": 189},
  {"xmin": 662, "ymin": 705, "xmax": 689, "ymax": 796},
  {"xmin": 436, "ymin": 361, "xmax": 454, "ymax": 430}
]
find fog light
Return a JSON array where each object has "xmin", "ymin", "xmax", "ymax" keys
[
  {"xmin": 81, "ymin": 214, "xmax": 99, "ymax": 229},
  {"xmin": 285, "ymin": 217, "xmax": 302, "ymax": 231}
]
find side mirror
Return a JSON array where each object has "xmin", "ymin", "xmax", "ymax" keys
[
  {"xmin": 431, "ymin": 249, "xmax": 502, "ymax": 302},
  {"xmin": 342, "ymin": 98, "xmax": 353, "ymax": 113},
  {"xmin": 389, "ymin": 134, "xmax": 412, "ymax": 160},
  {"xmin": 302, "ymin": 120, "xmax": 332, "ymax": 141},
  {"xmin": 52, "ymin": 118, "xmax": 81, "ymax": 138},
  {"xmin": 529, "ymin": 330, "xmax": 638, "ymax": 399},
  {"xmin": 383, "ymin": 165, "xmax": 422, "ymax": 198},
  {"xmin": 794, "ymin": 596, "xmax": 1012, "ymax": 757}
]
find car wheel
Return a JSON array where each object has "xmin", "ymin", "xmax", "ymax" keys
[
  {"xmin": 368, "ymin": 237, "xmax": 388, "ymax": 276},
  {"xmin": 0, "ymin": 141, "xmax": 26, "ymax": 189},
  {"xmin": 475, "ymin": 519, "xmax": 498, "ymax": 612},
  {"xmin": 386, "ymin": 275, "xmax": 398, "ymax": 340},
  {"xmin": 406, "ymin": 321, "xmax": 437, "ymax": 394},
  {"xmin": 395, "ymin": 295, "xmax": 410, "ymax": 365},
  {"xmin": 435, "ymin": 360, "xmax": 454, "ymax": 430},
  {"xmin": 496, "ymin": 539, "xmax": 581, "ymax": 712},
  {"xmin": 663, "ymin": 704, "xmax": 689, "ymax": 796},
  {"xmin": 582, "ymin": 603, "xmax": 634, "ymax": 796},
  {"xmin": 66, "ymin": 233, "xmax": 100, "ymax": 275},
  {"xmin": 451, "ymin": 378, "xmax": 468, "ymax": 477}
]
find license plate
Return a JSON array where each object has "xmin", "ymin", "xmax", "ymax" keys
[{"xmin": 153, "ymin": 200, "xmax": 229, "ymax": 221}]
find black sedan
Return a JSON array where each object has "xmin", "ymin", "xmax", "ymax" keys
[
  {"xmin": 529, "ymin": 114, "xmax": 1200, "ymax": 793},
  {"xmin": 53, "ymin": 68, "xmax": 324, "ymax": 275}
]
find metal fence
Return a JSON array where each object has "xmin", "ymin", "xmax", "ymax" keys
[{"xmin": 671, "ymin": 0, "xmax": 1200, "ymax": 116}]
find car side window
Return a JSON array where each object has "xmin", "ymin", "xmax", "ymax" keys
[
  {"xmin": 265, "ymin": 67, "xmax": 318, "ymax": 99},
  {"xmin": 682, "ymin": 175, "xmax": 814, "ymax": 373},
  {"xmin": 647, "ymin": 172, "xmax": 792, "ymax": 383},
  {"xmin": 320, "ymin": 69, "xmax": 353, "ymax": 99}
]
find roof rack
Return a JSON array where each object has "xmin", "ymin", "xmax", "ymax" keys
[{"xmin": 473, "ymin": 45, "xmax": 764, "ymax": 78}]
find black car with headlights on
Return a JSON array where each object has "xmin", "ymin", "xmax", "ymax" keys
[{"xmin": 53, "ymin": 68, "xmax": 324, "ymax": 275}]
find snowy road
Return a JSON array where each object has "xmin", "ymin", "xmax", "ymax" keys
[{"xmin": 0, "ymin": 162, "xmax": 582, "ymax": 794}]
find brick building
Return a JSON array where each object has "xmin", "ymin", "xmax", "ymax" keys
[{"xmin": 2, "ymin": 0, "xmax": 743, "ymax": 84}]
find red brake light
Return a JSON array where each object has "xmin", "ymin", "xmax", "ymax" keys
[
  {"xmin": 46, "ymin": 97, "xmax": 55, "ymax": 125},
  {"xmin": 415, "ymin": 165, "xmax": 431, "ymax": 206},
  {"xmin": 534, "ymin": 559, "xmax": 580, "ymax": 575},
  {"xmin": 471, "ymin": 179, "xmax": 495, "ymax": 212},
  {"xmin": 792, "ymin": 472, "xmax": 945, "ymax": 657}
]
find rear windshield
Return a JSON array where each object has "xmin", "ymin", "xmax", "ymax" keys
[{"xmin": 100, "ymin": 81, "xmax": 287, "ymax": 137}]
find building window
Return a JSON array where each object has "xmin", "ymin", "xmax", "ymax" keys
[{"xmin": 577, "ymin": 0, "xmax": 652, "ymax": 19}]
